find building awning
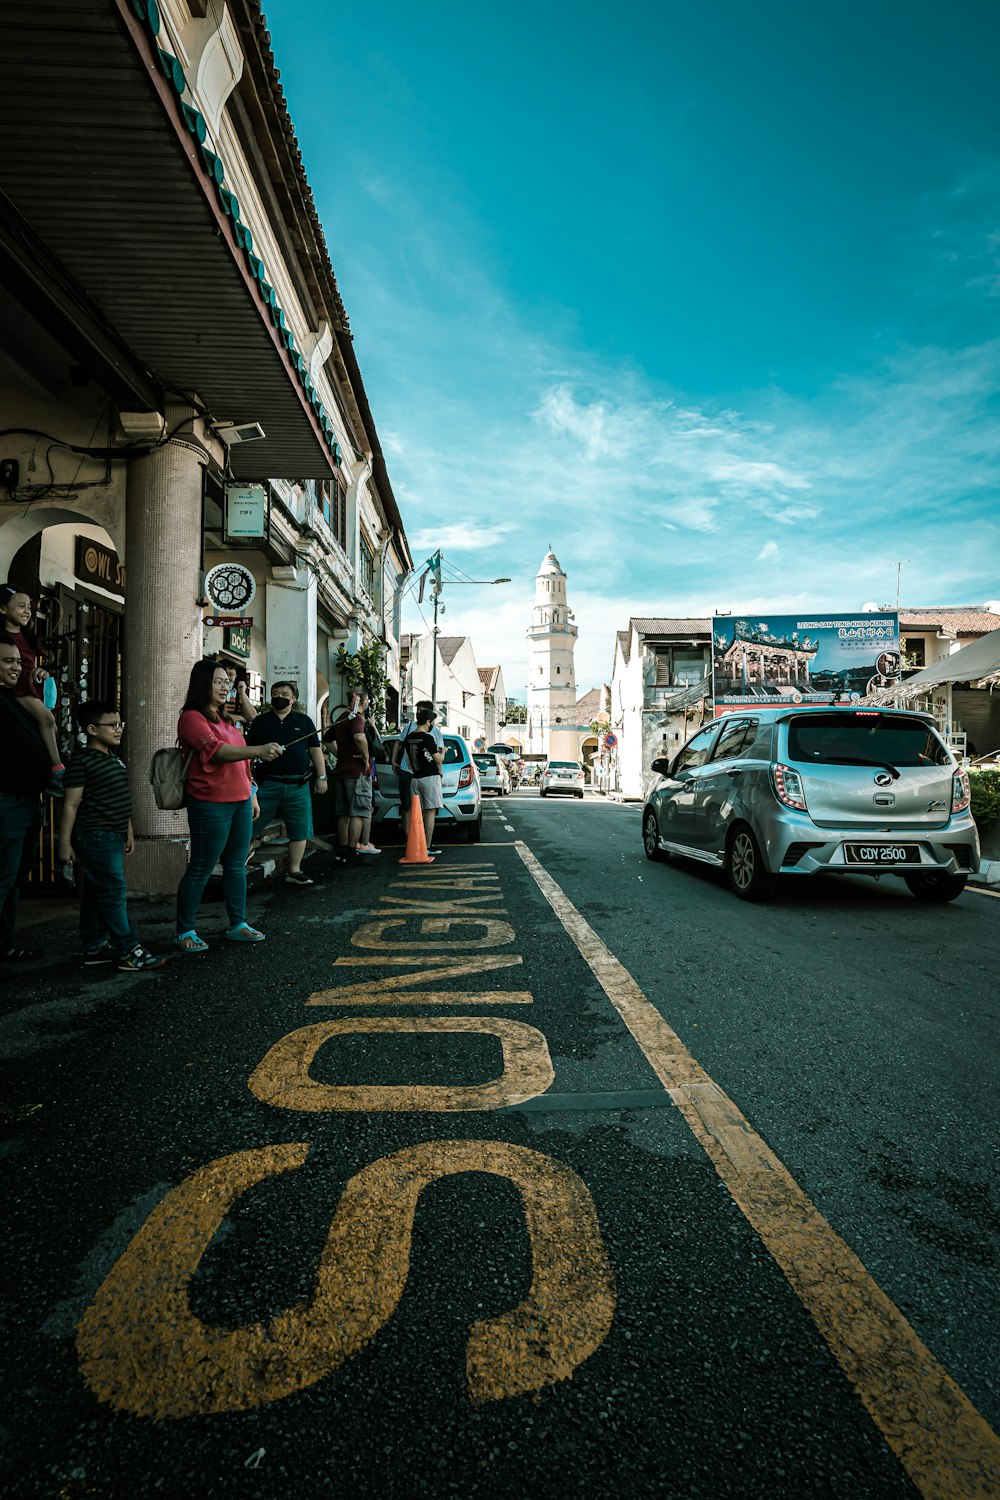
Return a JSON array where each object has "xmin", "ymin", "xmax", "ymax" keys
[
  {"xmin": 653, "ymin": 681, "xmax": 710, "ymax": 721},
  {"xmin": 0, "ymin": 1, "xmax": 335, "ymax": 479},
  {"xmin": 862, "ymin": 628, "xmax": 1000, "ymax": 704}
]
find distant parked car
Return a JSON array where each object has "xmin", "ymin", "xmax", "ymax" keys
[
  {"xmin": 540, "ymin": 760, "xmax": 585, "ymax": 798},
  {"xmin": 642, "ymin": 706, "xmax": 978, "ymax": 902},
  {"xmin": 474, "ymin": 752, "xmax": 511, "ymax": 795},
  {"xmin": 374, "ymin": 733, "xmax": 483, "ymax": 841}
]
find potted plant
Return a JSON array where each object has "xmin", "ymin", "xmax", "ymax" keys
[{"xmin": 969, "ymin": 767, "xmax": 1000, "ymax": 859}]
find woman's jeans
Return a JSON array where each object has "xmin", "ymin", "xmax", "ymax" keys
[
  {"xmin": 177, "ymin": 796, "xmax": 253, "ymax": 935},
  {"xmin": 73, "ymin": 830, "xmax": 138, "ymax": 956}
]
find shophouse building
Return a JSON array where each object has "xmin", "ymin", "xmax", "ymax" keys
[
  {"xmin": 402, "ymin": 634, "xmax": 487, "ymax": 743},
  {"xmin": 898, "ymin": 606, "xmax": 1000, "ymax": 754},
  {"xmin": 607, "ymin": 618, "xmax": 713, "ymax": 798},
  {"xmin": 0, "ymin": 0, "xmax": 409, "ymax": 891},
  {"xmin": 479, "ymin": 666, "xmax": 507, "ymax": 744}
]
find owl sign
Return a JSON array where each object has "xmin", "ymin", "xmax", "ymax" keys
[{"xmin": 205, "ymin": 562, "xmax": 256, "ymax": 612}]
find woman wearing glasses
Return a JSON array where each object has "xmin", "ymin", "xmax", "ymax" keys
[{"xmin": 174, "ymin": 660, "xmax": 281, "ymax": 952}]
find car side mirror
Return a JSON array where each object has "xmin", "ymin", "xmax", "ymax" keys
[{"xmin": 650, "ymin": 757, "xmax": 671, "ymax": 775}]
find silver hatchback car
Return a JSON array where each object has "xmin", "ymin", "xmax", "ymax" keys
[{"xmin": 642, "ymin": 707, "xmax": 979, "ymax": 902}]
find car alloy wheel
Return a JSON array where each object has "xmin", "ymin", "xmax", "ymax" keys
[
  {"xmin": 643, "ymin": 809, "xmax": 666, "ymax": 862},
  {"xmin": 727, "ymin": 826, "xmax": 775, "ymax": 902}
]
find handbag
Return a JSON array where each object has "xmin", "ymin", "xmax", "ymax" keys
[{"xmin": 149, "ymin": 745, "xmax": 194, "ymax": 810}]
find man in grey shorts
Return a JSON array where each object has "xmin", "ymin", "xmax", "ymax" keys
[
  {"xmin": 402, "ymin": 705, "xmax": 445, "ymax": 851},
  {"xmin": 326, "ymin": 695, "xmax": 372, "ymax": 863}
]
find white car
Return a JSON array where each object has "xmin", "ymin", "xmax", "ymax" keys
[
  {"xmin": 474, "ymin": 752, "xmax": 511, "ymax": 795},
  {"xmin": 540, "ymin": 760, "xmax": 585, "ymax": 798}
]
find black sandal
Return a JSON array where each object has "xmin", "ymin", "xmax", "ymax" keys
[{"xmin": 2, "ymin": 947, "xmax": 41, "ymax": 962}]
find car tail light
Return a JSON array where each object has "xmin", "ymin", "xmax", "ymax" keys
[
  {"xmin": 952, "ymin": 770, "xmax": 971, "ymax": 814},
  {"xmin": 772, "ymin": 763, "xmax": 807, "ymax": 811},
  {"xmin": 458, "ymin": 763, "xmax": 474, "ymax": 788}
]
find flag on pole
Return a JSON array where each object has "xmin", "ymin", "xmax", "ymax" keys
[{"xmin": 417, "ymin": 568, "xmax": 429, "ymax": 603}]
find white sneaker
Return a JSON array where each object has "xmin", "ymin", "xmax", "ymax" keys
[{"xmin": 357, "ymin": 843, "xmax": 382, "ymax": 854}]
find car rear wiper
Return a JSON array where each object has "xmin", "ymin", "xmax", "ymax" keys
[{"xmin": 819, "ymin": 755, "xmax": 900, "ymax": 780}]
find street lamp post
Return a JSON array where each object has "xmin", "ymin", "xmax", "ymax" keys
[{"xmin": 427, "ymin": 562, "xmax": 511, "ymax": 710}]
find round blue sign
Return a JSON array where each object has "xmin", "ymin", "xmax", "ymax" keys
[{"xmin": 603, "ymin": 732, "xmax": 618, "ymax": 748}]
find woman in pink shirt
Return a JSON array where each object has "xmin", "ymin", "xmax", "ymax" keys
[{"xmin": 175, "ymin": 660, "xmax": 281, "ymax": 952}]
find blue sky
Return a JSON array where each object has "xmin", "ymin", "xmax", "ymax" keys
[{"xmin": 265, "ymin": 0, "xmax": 1000, "ymax": 699}]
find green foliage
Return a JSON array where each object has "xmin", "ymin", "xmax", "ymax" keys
[
  {"xmin": 335, "ymin": 642, "xmax": 389, "ymax": 725},
  {"xmin": 504, "ymin": 700, "xmax": 527, "ymax": 724},
  {"xmin": 969, "ymin": 767, "xmax": 1000, "ymax": 826}
]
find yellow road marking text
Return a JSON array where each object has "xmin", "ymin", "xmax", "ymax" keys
[
  {"xmin": 77, "ymin": 1139, "xmax": 615, "ymax": 1418},
  {"xmin": 248, "ymin": 1016, "xmax": 554, "ymax": 1112},
  {"xmin": 516, "ymin": 840, "xmax": 1000, "ymax": 1500}
]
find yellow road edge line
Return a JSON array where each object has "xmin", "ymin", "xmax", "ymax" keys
[
  {"xmin": 967, "ymin": 886, "xmax": 1000, "ymax": 900},
  {"xmin": 514, "ymin": 839, "xmax": 1000, "ymax": 1500}
]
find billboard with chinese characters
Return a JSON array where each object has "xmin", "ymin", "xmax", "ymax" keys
[{"xmin": 712, "ymin": 613, "xmax": 900, "ymax": 716}]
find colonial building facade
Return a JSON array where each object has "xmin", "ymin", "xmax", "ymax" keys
[{"xmin": 0, "ymin": 0, "xmax": 409, "ymax": 890}]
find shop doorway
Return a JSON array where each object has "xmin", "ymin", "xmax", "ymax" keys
[{"xmin": 7, "ymin": 536, "xmax": 124, "ymax": 893}]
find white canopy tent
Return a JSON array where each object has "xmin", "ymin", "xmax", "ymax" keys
[{"xmin": 861, "ymin": 628, "xmax": 1000, "ymax": 757}]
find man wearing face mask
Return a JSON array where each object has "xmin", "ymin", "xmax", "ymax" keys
[{"xmin": 245, "ymin": 682, "xmax": 326, "ymax": 886}]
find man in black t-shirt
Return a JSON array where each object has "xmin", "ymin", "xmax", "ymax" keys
[
  {"xmin": 247, "ymin": 682, "xmax": 326, "ymax": 886},
  {"xmin": 403, "ymin": 706, "xmax": 445, "ymax": 851},
  {"xmin": 0, "ymin": 638, "xmax": 51, "ymax": 965}
]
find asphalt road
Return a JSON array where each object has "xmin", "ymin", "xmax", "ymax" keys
[{"xmin": 1, "ymin": 789, "xmax": 998, "ymax": 1498}]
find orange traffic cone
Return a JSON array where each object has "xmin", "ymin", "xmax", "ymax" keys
[{"xmin": 399, "ymin": 792, "xmax": 435, "ymax": 864}]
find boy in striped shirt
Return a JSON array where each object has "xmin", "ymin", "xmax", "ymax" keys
[{"xmin": 58, "ymin": 702, "xmax": 164, "ymax": 972}]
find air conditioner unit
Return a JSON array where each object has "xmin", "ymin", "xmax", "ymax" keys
[{"xmin": 214, "ymin": 422, "xmax": 266, "ymax": 445}]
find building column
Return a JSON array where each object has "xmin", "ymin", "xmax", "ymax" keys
[
  {"xmin": 266, "ymin": 568, "xmax": 319, "ymax": 719},
  {"xmin": 124, "ymin": 408, "xmax": 208, "ymax": 894}
]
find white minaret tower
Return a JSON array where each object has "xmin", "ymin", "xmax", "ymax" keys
[{"xmin": 526, "ymin": 548, "xmax": 579, "ymax": 760}]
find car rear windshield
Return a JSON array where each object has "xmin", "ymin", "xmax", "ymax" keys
[
  {"xmin": 474, "ymin": 755, "xmax": 496, "ymax": 769},
  {"xmin": 548, "ymin": 761, "xmax": 579, "ymax": 770},
  {"xmin": 787, "ymin": 714, "xmax": 950, "ymax": 768}
]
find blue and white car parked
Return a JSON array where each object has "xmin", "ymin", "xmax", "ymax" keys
[{"xmin": 374, "ymin": 733, "xmax": 483, "ymax": 841}]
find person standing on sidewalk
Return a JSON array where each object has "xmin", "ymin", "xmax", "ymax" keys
[
  {"xmin": 175, "ymin": 660, "xmax": 282, "ymax": 952},
  {"xmin": 402, "ymin": 705, "xmax": 445, "ymax": 853},
  {"xmin": 1, "ymin": 585, "xmax": 65, "ymax": 795},
  {"xmin": 357, "ymin": 699, "xmax": 385, "ymax": 855},
  {"xmin": 0, "ymin": 637, "xmax": 50, "ymax": 968},
  {"xmin": 58, "ymin": 702, "xmax": 164, "ymax": 972},
  {"xmin": 246, "ymin": 682, "xmax": 326, "ymax": 887},
  {"xmin": 391, "ymin": 699, "xmax": 445, "ymax": 841},
  {"xmin": 324, "ymin": 693, "xmax": 371, "ymax": 863}
]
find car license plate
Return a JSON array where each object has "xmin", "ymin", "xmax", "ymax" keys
[{"xmin": 844, "ymin": 844, "xmax": 919, "ymax": 864}]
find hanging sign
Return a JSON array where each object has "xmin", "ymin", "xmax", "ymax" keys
[
  {"xmin": 205, "ymin": 562, "xmax": 256, "ymax": 612},
  {"xmin": 224, "ymin": 484, "xmax": 268, "ymax": 540},
  {"xmin": 75, "ymin": 537, "xmax": 125, "ymax": 597},
  {"xmin": 224, "ymin": 622, "xmax": 252, "ymax": 659}
]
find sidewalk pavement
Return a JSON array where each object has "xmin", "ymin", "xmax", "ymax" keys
[{"xmin": 970, "ymin": 858, "xmax": 1000, "ymax": 888}]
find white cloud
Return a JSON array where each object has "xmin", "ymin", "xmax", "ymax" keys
[
  {"xmin": 409, "ymin": 522, "xmax": 516, "ymax": 555},
  {"xmin": 338, "ymin": 169, "xmax": 1000, "ymax": 701}
]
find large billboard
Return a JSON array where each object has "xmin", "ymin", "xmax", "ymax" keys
[{"xmin": 712, "ymin": 613, "xmax": 900, "ymax": 715}]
